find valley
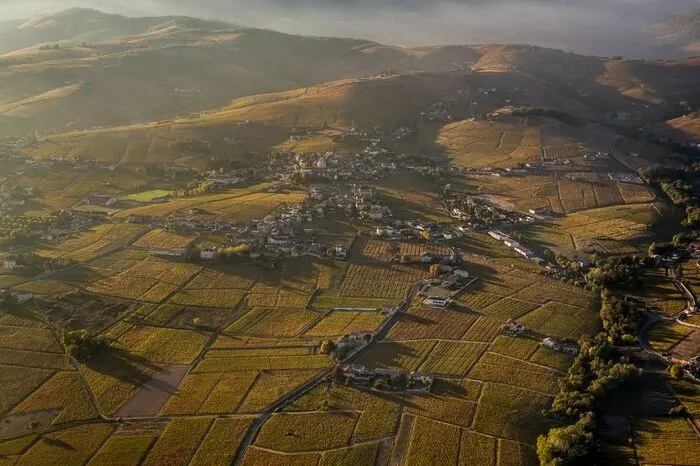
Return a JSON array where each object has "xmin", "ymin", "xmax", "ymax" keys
[{"xmin": 0, "ymin": 7, "xmax": 699, "ymax": 466}]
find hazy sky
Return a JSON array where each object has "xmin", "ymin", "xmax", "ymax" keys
[{"xmin": 1, "ymin": 0, "xmax": 698, "ymax": 57}]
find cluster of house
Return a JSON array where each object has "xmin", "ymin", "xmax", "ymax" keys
[
  {"xmin": 0, "ymin": 210, "xmax": 99, "ymax": 245},
  {"xmin": 0, "ymin": 185, "xmax": 36, "ymax": 214},
  {"xmin": 445, "ymin": 194, "xmax": 537, "ymax": 228},
  {"xmin": 340, "ymin": 365, "xmax": 434, "ymax": 393},
  {"xmin": 583, "ymin": 152, "xmax": 611, "ymax": 161},
  {"xmin": 421, "ymin": 102, "xmax": 455, "ymax": 122},
  {"xmin": 268, "ymin": 147, "xmax": 402, "ymax": 183},
  {"xmin": 488, "ymin": 230, "xmax": 537, "ymax": 260},
  {"xmin": 501, "ymin": 320, "xmax": 579, "ymax": 355},
  {"xmin": 335, "ymin": 332, "xmax": 373, "ymax": 355},
  {"xmin": 608, "ymin": 172, "xmax": 645, "ymax": 184},
  {"xmin": 418, "ymin": 268, "xmax": 472, "ymax": 308},
  {"xmin": 376, "ymin": 220, "xmax": 465, "ymax": 243},
  {"xmin": 542, "ymin": 337, "xmax": 579, "ymax": 355}
]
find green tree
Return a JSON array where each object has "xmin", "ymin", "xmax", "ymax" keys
[
  {"xmin": 320, "ymin": 339, "xmax": 336, "ymax": 355},
  {"xmin": 63, "ymin": 329, "xmax": 108, "ymax": 362},
  {"xmin": 537, "ymin": 412, "xmax": 598, "ymax": 466},
  {"xmin": 670, "ymin": 364, "xmax": 684, "ymax": 379}
]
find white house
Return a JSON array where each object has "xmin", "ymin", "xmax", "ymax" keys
[
  {"xmin": 424, "ymin": 296, "xmax": 452, "ymax": 308},
  {"xmin": 542, "ymin": 337, "xmax": 579, "ymax": 355},
  {"xmin": 334, "ymin": 245, "xmax": 348, "ymax": 259},
  {"xmin": 2, "ymin": 257, "xmax": 17, "ymax": 270},
  {"xmin": 503, "ymin": 320, "xmax": 526, "ymax": 334},
  {"xmin": 149, "ymin": 248, "xmax": 186, "ymax": 257},
  {"xmin": 200, "ymin": 248, "xmax": 217, "ymax": 261}
]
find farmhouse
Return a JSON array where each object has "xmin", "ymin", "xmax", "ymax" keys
[
  {"xmin": 336, "ymin": 332, "xmax": 372, "ymax": 351},
  {"xmin": 205, "ymin": 173, "xmax": 242, "ymax": 187},
  {"xmin": 528, "ymin": 208, "xmax": 552, "ymax": 217},
  {"xmin": 2, "ymin": 256, "xmax": 17, "ymax": 270},
  {"xmin": 342, "ymin": 364, "xmax": 374, "ymax": 383},
  {"xmin": 423, "ymin": 296, "xmax": 452, "ymax": 308},
  {"xmin": 333, "ymin": 245, "xmax": 348, "ymax": 259},
  {"xmin": 542, "ymin": 337, "xmax": 579, "ymax": 355},
  {"xmin": 502, "ymin": 320, "xmax": 526, "ymax": 335},
  {"xmin": 200, "ymin": 248, "xmax": 217, "ymax": 261},
  {"xmin": 267, "ymin": 235, "xmax": 292, "ymax": 246},
  {"xmin": 488, "ymin": 230, "xmax": 509, "ymax": 241},
  {"xmin": 148, "ymin": 248, "xmax": 187, "ymax": 258},
  {"xmin": 407, "ymin": 373, "xmax": 435, "ymax": 393},
  {"xmin": 341, "ymin": 365, "xmax": 435, "ymax": 393},
  {"xmin": 84, "ymin": 194, "xmax": 118, "ymax": 207}
]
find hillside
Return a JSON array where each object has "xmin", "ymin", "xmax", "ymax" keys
[
  {"xmin": 653, "ymin": 6, "xmax": 700, "ymax": 53},
  {"xmin": 0, "ymin": 9, "xmax": 484, "ymax": 137},
  {"xmin": 17, "ymin": 44, "xmax": 700, "ymax": 170},
  {"xmin": 0, "ymin": 8, "xmax": 233, "ymax": 54}
]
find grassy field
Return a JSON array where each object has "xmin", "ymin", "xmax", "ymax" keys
[
  {"xmin": 405, "ymin": 416, "xmax": 461, "ymax": 465},
  {"xmin": 471, "ymin": 383, "xmax": 554, "ymax": 443},
  {"xmin": 142, "ymin": 417, "xmax": 212, "ymax": 466},
  {"xmin": 12, "ymin": 371, "xmax": 99, "ymax": 424},
  {"xmin": 377, "ymin": 174, "xmax": 452, "ymax": 223},
  {"xmin": 634, "ymin": 417, "xmax": 700, "ymax": 465},
  {"xmin": 87, "ymin": 431, "xmax": 158, "ymax": 466},
  {"xmin": 123, "ymin": 190, "xmax": 173, "ymax": 202},
  {"xmin": 438, "ymin": 117, "xmax": 542, "ymax": 168},
  {"xmin": 107, "ymin": 324, "xmax": 210, "ymax": 364},
  {"xmin": 0, "ymin": 366, "xmax": 54, "ymax": 416},
  {"xmin": 162, "ymin": 371, "xmax": 258, "ymax": 415},
  {"xmin": 131, "ymin": 229, "xmax": 197, "ymax": 249},
  {"xmin": 648, "ymin": 321, "xmax": 694, "ymax": 353},
  {"xmin": 37, "ymin": 223, "xmax": 145, "ymax": 262},
  {"xmin": 256, "ymin": 412, "xmax": 358, "ymax": 452},
  {"xmin": 114, "ymin": 183, "xmax": 303, "ymax": 220},
  {"xmin": 340, "ymin": 263, "xmax": 425, "ymax": 300},
  {"xmin": 386, "ymin": 307, "xmax": 479, "ymax": 341},
  {"xmin": 418, "ymin": 341, "xmax": 488, "ymax": 376},
  {"xmin": 305, "ymin": 310, "xmax": 385, "ymax": 337},
  {"xmin": 226, "ymin": 308, "xmax": 321, "ymax": 338},
  {"xmin": 190, "ymin": 417, "xmax": 253, "ymax": 466},
  {"xmin": 15, "ymin": 424, "xmax": 114, "ymax": 466},
  {"xmin": 356, "ymin": 340, "xmax": 437, "ymax": 372}
]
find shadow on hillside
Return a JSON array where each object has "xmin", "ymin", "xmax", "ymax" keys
[
  {"xmin": 85, "ymin": 347, "xmax": 175, "ymax": 392},
  {"xmin": 41, "ymin": 437, "xmax": 76, "ymax": 451}
]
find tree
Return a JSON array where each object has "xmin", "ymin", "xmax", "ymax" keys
[
  {"xmin": 0, "ymin": 292, "xmax": 18, "ymax": 313},
  {"xmin": 63, "ymin": 329, "xmax": 108, "ymax": 362},
  {"xmin": 429, "ymin": 264, "xmax": 441, "ymax": 277},
  {"xmin": 670, "ymin": 364, "xmax": 684, "ymax": 380},
  {"xmin": 332, "ymin": 365, "xmax": 345, "ymax": 384},
  {"xmin": 320, "ymin": 339, "xmax": 336, "ymax": 355},
  {"xmin": 537, "ymin": 412, "xmax": 598, "ymax": 466},
  {"xmin": 648, "ymin": 242, "xmax": 658, "ymax": 257}
]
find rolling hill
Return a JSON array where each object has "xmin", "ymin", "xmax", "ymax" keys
[
  {"xmin": 0, "ymin": 8, "xmax": 234, "ymax": 54},
  {"xmin": 0, "ymin": 8, "xmax": 484, "ymax": 137},
  {"xmin": 653, "ymin": 6, "xmax": 700, "ymax": 53},
  {"xmin": 20, "ymin": 46, "xmax": 700, "ymax": 170}
]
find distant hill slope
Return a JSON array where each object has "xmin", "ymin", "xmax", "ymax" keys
[
  {"xmin": 21, "ymin": 50, "xmax": 700, "ymax": 169},
  {"xmin": 653, "ymin": 6, "xmax": 700, "ymax": 53},
  {"xmin": 0, "ymin": 9, "xmax": 483, "ymax": 137},
  {"xmin": 0, "ymin": 8, "xmax": 233, "ymax": 54}
]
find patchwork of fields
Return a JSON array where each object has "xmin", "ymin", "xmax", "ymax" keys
[{"xmin": 1, "ymin": 137, "xmax": 692, "ymax": 466}]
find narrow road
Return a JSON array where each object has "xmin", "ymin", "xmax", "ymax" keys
[{"xmin": 232, "ymin": 274, "xmax": 422, "ymax": 463}]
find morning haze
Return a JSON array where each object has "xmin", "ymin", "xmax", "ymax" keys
[{"xmin": 1, "ymin": 0, "xmax": 698, "ymax": 57}]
